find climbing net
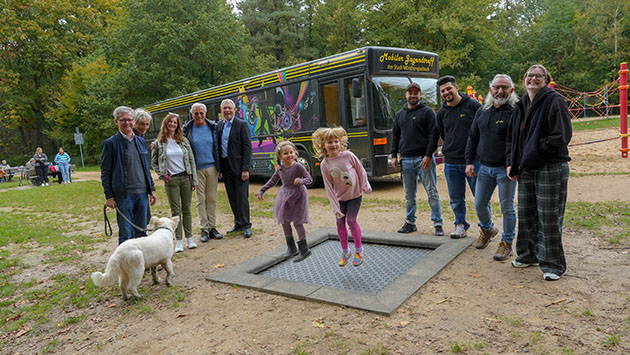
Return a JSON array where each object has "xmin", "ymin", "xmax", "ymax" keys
[{"xmin": 552, "ymin": 79, "xmax": 626, "ymax": 147}]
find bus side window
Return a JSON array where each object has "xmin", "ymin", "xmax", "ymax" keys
[
  {"xmin": 321, "ymin": 82, "xmax": 340, "ymax": 127},
  {"xmin": 345, "ymin": 77, "xmax": 366, "ymax": 129}
]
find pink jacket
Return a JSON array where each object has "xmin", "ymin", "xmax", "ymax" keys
[{"xmin": 320, "ymin": 150, "xmax": 372, "ymax": 216}]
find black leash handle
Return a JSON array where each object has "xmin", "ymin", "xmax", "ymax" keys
[
  {"xmin": 104, "ymin": 205, "xmax": 113, "ymax": 237},
  {"xmin": 103, "ymin": 204, "xmax": 147, "ymax": 237}
]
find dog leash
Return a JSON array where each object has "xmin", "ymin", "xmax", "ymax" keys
[{"xmin": 103, "ymin": 205, "xmax": 147, "ymax": 237}]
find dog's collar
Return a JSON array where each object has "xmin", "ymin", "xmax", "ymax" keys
[{"xmin": 154, "ymin": 226, "xmax": 174, "ymax": 233}]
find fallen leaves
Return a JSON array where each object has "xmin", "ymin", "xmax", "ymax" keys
[
  {"xmin": 212, "ymin": 264, "xmax": 225, "ymax": 269},
  {"xmin": 312, "ymin": 320, "xmax": 325, "ymax": 328},
  {"xmin": 105, "ymin": 303, "xmax": 116, "ymax": 308},
  {"xmin": 14, "ymin": 325, "xmax": 31, "ymax": 338}
]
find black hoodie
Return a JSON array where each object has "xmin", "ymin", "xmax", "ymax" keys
[
  {"xmin": 506, "ymin": 86, "xmax": 572, "ymax": 177},
  {"xmin": 433, "ymin": 93, "xmax": 482, "ymax": 164},
  {"xmin": 391, "ymin": 102, "xmax": 437, "ymax": 158},
  {"xmin": 465, "ymin": 103, "xmax": 516, "ymax": 166}
]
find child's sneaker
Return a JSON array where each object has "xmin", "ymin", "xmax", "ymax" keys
[
  {"xmin": 338, "ymin": 252, "xmax": 352, "ymax": 267},
  {"xmin": 352, "ymin": 252, "xmax": 364, "ymax": 267}
]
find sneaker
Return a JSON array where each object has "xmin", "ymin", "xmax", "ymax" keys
[
  {"xmin": 186, "ymin": 237, "xmax": 198, "ymax": 249},
  {"xmin": 511, "ymin": 260, "xmax": 538, "ymax": 268},
  {"xmin": 397, "ymin": 222, "xmax": 417, "ymax": 234},
  {"xmin": 45, "ymin": 182, "xmax": 49, "ymax": 186},
  {"xmin": 200, "ymin": 230, "xmax": 210, "ymax": 243},
  {"xmin": 175, "ymin": 240, "xmax": 184, "ymax": 253},
  {"xmin": 434, "ymin": 225, "xmax": 444, "ymax": 236},
  {"xmin": 338, "ymin": 252, "xmax": 352, "ymax": 267},
  {"xmin": 544, "ymin": 272, "xmax": 561, "ymax": 281},
  {"xmin": 472, "ymin": 227, "xmax": 498, "ymax": 249},
  {"xmin": 450, "ymin": 224, "xmax": 467, "ymax": 239},
  {"xmin": 493, "ymin": 241, "xmax": 513, "ymax": 261},
  {"xmin": 352, "ymin": 252, "xmax": 364, "ymax": 267}
]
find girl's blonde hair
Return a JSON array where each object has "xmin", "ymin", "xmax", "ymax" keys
[
  {"xmin": 311, "ymin": 127, "xmax": 348, "ymax": 159},
  {"xmin": 157, "ymin": 113, "xmax": 183, "ymax": 143},
  {"xmin": 274, "ymin": 141, "xmax": 299, "ymax": 165}
]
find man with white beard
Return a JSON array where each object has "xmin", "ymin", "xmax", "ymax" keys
[{"xmin": 464, "ymin": 74, "xmax": 519, "ymax": 261}]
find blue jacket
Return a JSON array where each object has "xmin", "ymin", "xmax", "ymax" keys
[{"xmin": 101, "ymin": 132, "xmax": 155, "ymax": 200}]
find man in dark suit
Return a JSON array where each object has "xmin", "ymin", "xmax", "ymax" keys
[{"xmin": 217, "ymin": 98, "xmax": 253, "ymax": 238}]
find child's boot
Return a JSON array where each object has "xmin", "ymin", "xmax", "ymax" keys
[
  {"xmin": 284, "ymin": 236, "xmax": 298, "ymax": 259},
  {"xmin": 294, "ymin": 240, "xmax": 312, "ymax": 263}
]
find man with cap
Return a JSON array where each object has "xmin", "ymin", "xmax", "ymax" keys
[{"xmin": 391, "ymin": 82, "xmax": 444, "ymax": 236}]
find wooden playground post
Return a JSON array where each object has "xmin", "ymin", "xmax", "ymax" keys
[{"xmin": 620, "ymin": 62, "xmax": 628, "ymax": 158}]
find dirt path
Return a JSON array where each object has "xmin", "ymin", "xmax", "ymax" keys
[{"xmin": 7, "ymin": 128, "xmax": 630, "ymax": 354}]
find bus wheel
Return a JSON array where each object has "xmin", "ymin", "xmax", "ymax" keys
[{"xmin": 297, "ymin": 151, "xmax": 322, "ymax": 188}]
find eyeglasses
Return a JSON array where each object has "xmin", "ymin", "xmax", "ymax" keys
[
  {"xmin": 491, "ymin": 85, "xmax": 511, "ymax": 91},
  {"xmin": 526, "ymin": 73, "xmax": 545, "ymax": 79},
  {"xmin": 168, "ymin": 112, "xmax": 180, "ymax": 117},
  {"xmin": 116, "ymin": 119, "xmax": 134, "ymax": 123}
]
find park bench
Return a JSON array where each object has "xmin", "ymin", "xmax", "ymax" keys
[{"xmin": 18, "ymin": 164, "xmax": 76, "ymax": 187}]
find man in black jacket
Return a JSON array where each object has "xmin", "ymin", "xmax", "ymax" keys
[
  {"xmin": 465, "ymin": 74, "xmax": 518, "ymax": 261},
  {"xmin": 391, "ymin": 83, "xmax": 443, "ymax": 236},
  {"xmin": 434, "ymin": 75, "xmax": 482, "ymax": 239},
  {"xmin": 217, "ymin": 99, "xmax": 253, "ymax": 238}
]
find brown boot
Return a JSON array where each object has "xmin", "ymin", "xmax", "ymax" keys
[
  {"xmin": 493, "ymin": 241, "xmax": 513, "ymax": 261},
  {"xmin": 472, "ymin": 227, "xmax": 498, "ymax": 249}
]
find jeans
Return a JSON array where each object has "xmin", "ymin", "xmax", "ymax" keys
[
  {"xmin": 58, "ymin": 162, "xmax": 70, "ymax": 183},
  {"xmin": 116, "ymin": 193, "xmax": 149, "ymax": 245},
  {"xmin": 444, "ymin": 162, "xmax": 478, "ymax": 228},
  {"xmin": 474, "ymin": 164, "xmax": 517, "ymax": 243},
  {"xmin": 401, "ymin": 156, "xmax": 442, "ymax": 226}
]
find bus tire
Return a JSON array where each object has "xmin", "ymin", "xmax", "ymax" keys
[{"xmin": 297, "ymin": 150, "xmax": 322, "ymax": 189}]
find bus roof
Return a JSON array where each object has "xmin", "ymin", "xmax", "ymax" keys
[{"xmin": 142, "ymin": 46, "xmax": 438, "ymax": 113}]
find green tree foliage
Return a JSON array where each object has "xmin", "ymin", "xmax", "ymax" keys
[
  {"xmin": 105, "ymin": 0, "xmax": 255, "ymax": 108},
  {"xmin": 311, "ymin": 0, "xmax": 366, "ymax": 56},
  {"xmin": 49, "ymin": 55, "xmax": 117, "ymax": 162},
  {"xmin": 0, "ymin": 0, "xmax": 120, "ymax": 161},
  {"xmin": 238, "ymin": 0, "xmax": 318, "ymax": 67}
]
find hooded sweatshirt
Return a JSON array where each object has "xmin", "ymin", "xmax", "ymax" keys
[
  {"xmin": 465, "ymin": 103, "xmax": 515, "ymax": 167},
  {"xmin": 433, "ymin": 93, "xmax": 482, "ymax": 164},
  {"xmin": 391, "ymin": 102, "xmax": 438, "ymax": 158},
  {"xmin": 506, "ymin": 86, "xmax": 572, "ymax": 177}
]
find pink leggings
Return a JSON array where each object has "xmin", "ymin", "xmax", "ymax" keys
[{"xmin": 336, "ymin": 196, "xmax": 363, "ymax": 252}]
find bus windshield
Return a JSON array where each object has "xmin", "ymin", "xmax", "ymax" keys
[{"xmin": 371, "ymin": 76, "xmax": 438, "ymax": 130}]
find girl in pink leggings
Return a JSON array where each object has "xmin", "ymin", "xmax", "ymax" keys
[{"xmin": 313, "ymin": 127, "xmax": 372, "ymax": 266}]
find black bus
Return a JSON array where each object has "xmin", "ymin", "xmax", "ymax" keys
[{"xmin": 142, "ymin": 46, "xmax": 439, "ymax": 187}]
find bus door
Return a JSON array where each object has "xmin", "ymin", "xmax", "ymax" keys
[{"xmin": 341, "ymin": 76, "xmax": 371, "ymax": 176}]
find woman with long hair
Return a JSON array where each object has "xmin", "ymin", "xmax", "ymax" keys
[
  {"xmin": 506, "ymin": 64, "xmax": 572, "ymax": 281},
  {"xmin": 151, "ymin": 113, "xmax": 199, "ymax": 252}
]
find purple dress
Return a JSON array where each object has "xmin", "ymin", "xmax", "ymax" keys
[{"xmin": 258, "ymin": 163, "xmax": 312, "ymax": 225}]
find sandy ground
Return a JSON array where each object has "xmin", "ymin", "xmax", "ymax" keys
[{"xmin": 5, "ymin": 127, "xmax": 630, "ymax": 354}]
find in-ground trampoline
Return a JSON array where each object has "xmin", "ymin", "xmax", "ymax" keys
[{"xmin": 206, "ymin": 228, "xmax": 471, "ymax": 314}]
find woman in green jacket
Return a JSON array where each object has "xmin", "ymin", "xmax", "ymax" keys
[{"xmin": 151, "ymin": 113, "xmax": 199, "ymax": 252}]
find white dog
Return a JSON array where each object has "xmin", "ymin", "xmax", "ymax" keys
[{"xmin": 91, "ymin": 216, "xmax": 179, "ymax": 300}]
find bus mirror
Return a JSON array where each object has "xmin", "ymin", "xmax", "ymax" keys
[{"xmin": 352, "ymin": 78, "xmax": 362, "ymax": 98}]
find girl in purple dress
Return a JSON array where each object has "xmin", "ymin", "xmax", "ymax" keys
[
  {"xmin": 312, "ymin": 127, "xmax": 372, "ymax": 267},
  {"xmin": 258, "ymin": 141, "xmax": 313, "ymax": 262}
]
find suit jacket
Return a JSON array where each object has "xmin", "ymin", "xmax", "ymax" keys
[{"xmin": 217, "ymin": 118, "xmax": 252, "ymax": 176}]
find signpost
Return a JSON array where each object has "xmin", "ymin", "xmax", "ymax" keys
[{"xmin": 74, "ymin": 128, "xmax": 85, "ymax": 168}]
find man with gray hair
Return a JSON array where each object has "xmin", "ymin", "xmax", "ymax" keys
[
  {"xmin": 101, "ymin": 106, "xmax": 157, "ymax": 245},
  {"xmin": 183, "ymin": 102, "xmax": 223, "ymax": 242},
  {"xmin": 217, "ymin": 98, "xmax": 252, "ymax": 238},
  {"xmin": 464, "ymin": 74, "xmax": 519, "ymax": 261}
]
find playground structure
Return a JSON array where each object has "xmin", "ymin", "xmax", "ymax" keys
[{"xmin": 552, "ymin": 63, "xmax": 628, "ymax": 158}]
